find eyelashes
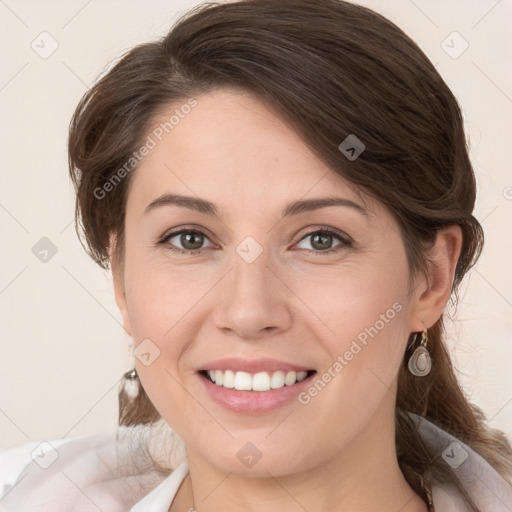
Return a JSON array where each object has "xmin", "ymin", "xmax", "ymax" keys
[
  {"xmin": 157, "ymin": 226, "xmax": 352, "ymax": 256},
  {"xmin": 159, "ymin": 229, "xmax": 215, "ymax": 255},
  {"xmin": 293, "ymin": 228, "xmax": 351, "ymax": 255}
]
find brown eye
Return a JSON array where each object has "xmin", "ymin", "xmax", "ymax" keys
[
  {"xmin": 295, "ymin": 229, "xmax": 351, "ymax": 254},
  {"xmin": 160, "ymin": 229, "xmax": 214, "ymax": 254},
  {"xmin": 310, "ymin": 232, "xmax": 336, "ymax": 250},
  {"xmin": 176, "ymin": 231, "xmax": 205, "ymax": 251}
]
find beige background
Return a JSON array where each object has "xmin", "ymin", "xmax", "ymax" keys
[{"xmin": 0, "ymin": 0, "xmax": 511, "ymax": 452}]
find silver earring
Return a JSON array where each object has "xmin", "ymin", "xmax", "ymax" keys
[
  {"xmin": 408, "ymin": 329, "xmax": 431, "ymax": 377},
  {"xmin": 121, "ymin": 369, "xmax": 140, "ymax": 398}
]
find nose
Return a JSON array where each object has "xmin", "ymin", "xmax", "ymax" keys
[{"xmin": 212, "ymin": 250, "xmax": 293, "ymax": 340}]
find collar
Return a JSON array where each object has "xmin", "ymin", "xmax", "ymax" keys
[
  {"xmin": 130, "ymin": 461, "xmax": 189, "ymax": 512},
  {"xmin": 128, "ymin": 414, "xmax": 512, "ymax": 512}
]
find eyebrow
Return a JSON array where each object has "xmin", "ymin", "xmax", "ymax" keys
[{"xmin": 144, "ymin": 193, "xmax": 371, "ymax": 220}]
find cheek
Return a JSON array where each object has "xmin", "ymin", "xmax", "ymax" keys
[
  {"xmin": 123, "ymin": 252, "xmax": 210, "ymax": 339},
  {"xmin": 290, "ymin": 255, "xmax": 410, "ymax": 348},
  {"xmin": 289, "ymin": 254, "xmax": 411, "ymax": 407},
  {"xmin": 123, "ymin": 267, "xmax": 203, "ymax": 427},
  {"xmin": 122, "ymin": 255, "xmax": 226, "ymax": 410}
]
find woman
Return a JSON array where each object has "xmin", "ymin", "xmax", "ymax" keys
[{"xmin": 1, "ymin": 0, "xmax": 511, "ymax": 511}]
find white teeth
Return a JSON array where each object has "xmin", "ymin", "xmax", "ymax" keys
[
  {"xmin": 234, "ymin": 371, "xmax": 252, "ymax": 390},
  {"xmin": 284, "ymin": 371, "xmax": 297, "ymax": 386},
  {"xmin": 205, "ymin": 369, "xmax": 310, "ymax": 391},
  {"xmin": 214, "ymin": 370, "xmax": 224, "ymax": 386},
  {"xmin": 252, "ymin": 372, "xmax": 270, "ymax": 391},
  {"xmin": 222, "ymin": 370, "xmax": 235, "ymax": 388},
  {"xmin": 270, "ymin": 370, "xmax": 285, "ymax": 389},
  {"xmin": 296, "ymin": 371, "xmax": 307, "ymax": 382}
]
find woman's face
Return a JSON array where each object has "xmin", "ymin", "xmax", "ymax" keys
[{"xmin": 114, "ymin": 88, "xmax": 427, "ymax": 476}]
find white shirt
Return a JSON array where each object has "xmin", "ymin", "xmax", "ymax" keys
[{"xmin": 1, "ymin": 413, "xmax": 511, "ymax": 511}]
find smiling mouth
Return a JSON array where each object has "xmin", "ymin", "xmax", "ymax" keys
[{"xmin": 199, "ymin": 369, "xmax": 317, "ymax": 392}]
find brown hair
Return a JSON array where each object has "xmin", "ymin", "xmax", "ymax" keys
[{"xmin": 68, "ymin": 0, "xmax": 512, "ymax": 509}]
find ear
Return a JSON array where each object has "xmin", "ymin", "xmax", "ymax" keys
[
  {"xmin": 108, "ymin": 233, "xmax": 132, "ymax": 337},
  {"xmin": 408, "ymin": 225, "xmax": 463, "ymax": 332}
]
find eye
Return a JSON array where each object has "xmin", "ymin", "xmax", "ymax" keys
[
  {"xmin": 158, "ymin": 226, "xmax": 351, "ymax": 256},
  {"xmin": 294, "ymin": 228, "xmax": 351, "ymax": 255},
  {"xmin": 159, "ymin": 228, "xmax": 215, "ymax": 254}
]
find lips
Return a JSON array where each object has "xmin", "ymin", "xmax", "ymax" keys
[
  {"xmin": 196, "ymin": 357, "xmax": 317, "ymax": 413},
  {"xmin": 198, "ymin": 356, "xmax": 313, "ymax": 374}
]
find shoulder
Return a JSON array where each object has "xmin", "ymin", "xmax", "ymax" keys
[
  {"xmin": 409, "ymin": 412, "xmax": 512, "ymax": 512},
  {"xmin": 0, "ymin": 436, "xmax": 75, "ymax": 502},
  {"xmin": 0, "ymin": 430, "xmax": 167, "ymax": 512}
]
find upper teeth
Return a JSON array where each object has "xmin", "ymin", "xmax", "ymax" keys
[{"xmin": 207, "ymin": 370, "xmax": 308, "ymax": 391}]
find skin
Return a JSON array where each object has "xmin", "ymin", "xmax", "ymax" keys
[{"xmin": 110, "ymin": 89, "xmax": 462, "ymax": 512}]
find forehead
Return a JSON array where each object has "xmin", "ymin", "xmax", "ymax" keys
[{"xmin": 127, "ymin": 89, "xmax": 376, "ymax": 218}]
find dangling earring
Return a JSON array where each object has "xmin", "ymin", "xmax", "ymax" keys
[
  {"xmin": 408, "ymin": 329, "xmax": 432, "ymax": 377},
  {"xmin": 121, "ymin": 369, "xmax": 140, "ymax": 398}
]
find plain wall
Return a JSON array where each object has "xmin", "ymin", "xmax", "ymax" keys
[{"xmin": 1, "ymin": 0, "xmax": 511, "ymax": 452}]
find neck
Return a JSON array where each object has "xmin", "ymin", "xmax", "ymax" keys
[{"xmin": 170, "ymin": 401, "xmax": 428, "ymax": 512}]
